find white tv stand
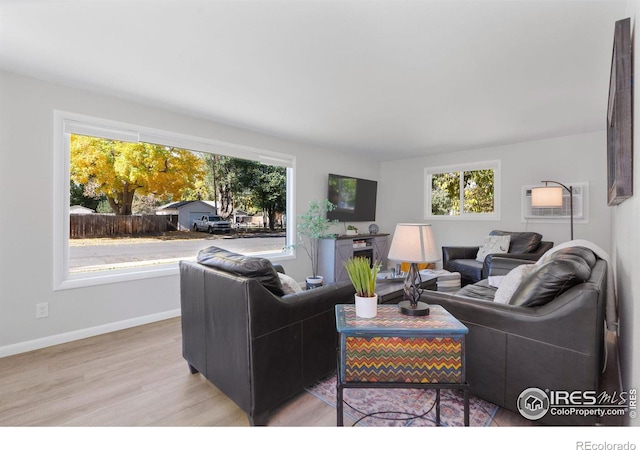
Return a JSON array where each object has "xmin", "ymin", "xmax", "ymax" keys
[{"xmin": 318, "ymin": 233, "xmax": 389, "ymax": 283}]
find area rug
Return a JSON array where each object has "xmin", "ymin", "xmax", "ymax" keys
[{"xmin": 305, "ymin": 374, "xmax": 498, "ymax": 427}]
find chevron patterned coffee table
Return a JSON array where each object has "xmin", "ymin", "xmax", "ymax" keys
[{"xmin": 335, "ymin": 304, "xmax": 470, "ymax": 426}]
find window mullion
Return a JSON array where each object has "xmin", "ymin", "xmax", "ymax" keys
[{"xmin": 459, "ymin": 171, "xmax": 465, "ymax": 215}]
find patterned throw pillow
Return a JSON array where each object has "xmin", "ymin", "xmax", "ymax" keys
[{"xmin": 475, "ymin": 235, "xmax": 511, "ymax": 262}]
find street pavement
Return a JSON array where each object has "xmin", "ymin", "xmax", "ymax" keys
[{"xmin": 69, "ymin": 235, "xmax": 286, "ymax": 270}]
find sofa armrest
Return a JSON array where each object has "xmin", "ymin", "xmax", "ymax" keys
[
  {"xmin": 248, "ymin": 280, "xmax": 355, "ymax": 338},
  {"xmin": 485, "ymin": 257, "xmax": 536, "ymax": 277},
  {"xmin": 442, "ymin": 246, "xmax": 480, "ymax": 269},
  {"xmin": 481, "ymin": 241, "xmax": 553, "ymax": 278},
  {"xmin": 483, "ymin": 254, "xmax": 536, "ymax": 277}
]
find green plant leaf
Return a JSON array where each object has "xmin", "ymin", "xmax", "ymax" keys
[
  {"xmin": 343, "ymin": 257, "xmax": 381, "ymax": 297},
  {"xmin": 286, "ymin": 199, "xmax": 337, "ymax": 277}
]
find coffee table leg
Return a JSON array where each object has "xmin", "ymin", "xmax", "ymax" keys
[
  {"xmin": 464, "ymin": 388, "xmax": 469, "ymax": 426},
  {"xmin": 435, "ymin": 389, "xmax": 441, "ymax": 426},
  {"xmin": 337, "ymin": 384, "xmax": 344, "ymax": 426}
]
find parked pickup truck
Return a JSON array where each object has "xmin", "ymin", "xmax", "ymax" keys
[{"xmin": 192, "ymin": 215, "xmax": 232, "ymax": 234}]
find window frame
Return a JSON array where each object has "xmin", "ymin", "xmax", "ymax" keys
[
  {"xmin": 424, "ymin": 160, "xmax": 501, "ymax": 221},
  {"xmin": 54, "ymin": 110, "xmax": 296, "ymax": 290}
]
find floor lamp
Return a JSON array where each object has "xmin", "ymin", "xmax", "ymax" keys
[
  {"xmin": 387, "ymin": 223, "xmax": 440, "ymax": 316},
  {"xmin": 531, "ymin": 180, "xmax": 574, "ymax": 240}
]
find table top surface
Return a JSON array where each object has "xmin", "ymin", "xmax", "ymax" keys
[
  {"xmin": 376, "ymin": 269, "xmax": 445, "ymax": 284},
  {"xmin": 335, "ymin": 304, "xmax": 468, "ymax": 336}
]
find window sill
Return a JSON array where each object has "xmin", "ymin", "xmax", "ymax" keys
[
  {"xmin": 424, "ymin": 214, "xmax": 501, "ymax": 221},
  {"xmin": 55, "ymin": 263, "xmax": 180, "ymax": 291}
]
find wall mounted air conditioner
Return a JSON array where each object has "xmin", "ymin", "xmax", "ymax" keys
[{"xmin": 521, "ymin": 182, "xmax": 588, "ymax": 223}]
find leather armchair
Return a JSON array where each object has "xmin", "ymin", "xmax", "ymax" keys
[
  {"xmin": 180, "ymin": 246, "xmax": 355, "ymax": 426},
  {"xmin": 442, "ymin": 230, "xmax": 553, "ymax": 285}
]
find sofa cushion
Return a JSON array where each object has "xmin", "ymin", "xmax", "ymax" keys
[
  {"xmin": 197, "ymin": 246, "xmax": 285, "ymax": 296},
  {"xmin": 446, "ymin": 258, "xmax": 483, "ymax": 283},
  {"xmin": 475, "ymin": 235, "xmax": 511, "ymax": 262},
  {"xmin": 490, "ymin": 230, "xmax": 542, "ymax": 254},
  {"xmin": 456, "ymin": 279, "xmax": 496, "ymax": 301},
  {"xmin": 508, "ymin": 253, "xmax": 592, "ymax": 307}
]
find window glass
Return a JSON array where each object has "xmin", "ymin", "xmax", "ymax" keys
[
  {"xmin": 463, "ymin": 169, "xmax": 494, "ymax": 214},
  {"xmin": 425, "ymin": 162, "xmax": 500, "ymax": 220},
  {"xmin": 431, "ymin": 171, "xmax": 460, "ymax": 216},
  {"xmin": 56, "ymin": 112, "xmax": 293, "ymax": 289}
]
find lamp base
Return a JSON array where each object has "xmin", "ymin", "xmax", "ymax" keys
[{"xmin": 398, "ymin": 300, "xmax": 430, "ymax": 316}]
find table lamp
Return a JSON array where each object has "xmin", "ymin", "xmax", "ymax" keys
[{"xmin": 387, "ymin": 223, "xmax": 440, "ymax": 316}]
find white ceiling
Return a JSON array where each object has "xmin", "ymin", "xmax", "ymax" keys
[{"xmin": 0, "ymin": 0, "xmax": 628, "ymax": 161}]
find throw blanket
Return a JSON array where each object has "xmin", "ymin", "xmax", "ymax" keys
[{"xmin": 537, "ymin": 239, "xmax": 617, "ymax": 332}]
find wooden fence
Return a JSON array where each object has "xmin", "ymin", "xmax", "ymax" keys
[{"xmin": 70, "ymin": 214, "xmax": 178, "ymax": 238}]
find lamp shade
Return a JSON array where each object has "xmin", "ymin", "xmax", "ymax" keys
[
  {"xmin": 531, "ymin": 186, "xmax": 563, "ymax": 208},
  {"xmin": 387, "ymin": 223, "xmax": 440, "ymax": 263}
]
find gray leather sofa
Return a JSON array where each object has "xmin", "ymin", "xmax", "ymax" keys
[
  {"xmin": 442, "ymin": 230, "xmax": 554, "ymax": 286},
  {"xmin": 180, "ymin": 246, "xmax": 355, "ymax": 425},
  {"xmin": 424, "ymin": 246, "xmax": 607, "ymax": 425}
]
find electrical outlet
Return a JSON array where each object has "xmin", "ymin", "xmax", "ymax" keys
[{"xmin": 36, "ymin": 302, "xmax": 49, "ymax": 319}]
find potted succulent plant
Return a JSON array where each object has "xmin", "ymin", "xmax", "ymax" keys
[
  {"xmin": 291, "ymin": 199, "xmax": 338, "ymax": 289},
  {"xmin": 346, "ymin": 225, "xmax": 359, "ymax": 235},
  {"xmin": 344, "ymin": 256, "xmax": 382, "ymax": 318}
]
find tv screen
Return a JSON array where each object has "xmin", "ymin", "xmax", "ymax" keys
[{"xmin": 327, "ymin": 173, "xmax": 377, "ymax": 222}]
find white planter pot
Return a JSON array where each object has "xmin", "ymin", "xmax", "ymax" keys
[
  {"xmin": 306, "ymin": 275, "xmax": 324, "ymax": 290},
  {"xmin": 355, "ymin": 294, "xmax": 378, "ymax": 318}
]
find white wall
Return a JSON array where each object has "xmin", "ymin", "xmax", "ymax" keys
[
  {"xmin": 378, "ymin": 131, "xmax": 611, "ymax": 261},
  {"xmin": 0, "ymin": 70, "xmax": 379, "ymax": 355},
  {"xmin": 612, "ymin": 0, "xmax": 640, "ymax": 426}
]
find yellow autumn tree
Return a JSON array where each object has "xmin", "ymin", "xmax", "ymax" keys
[{"xmin": 70, "ymin": 135, "xmax": 206, "ymax": 215}]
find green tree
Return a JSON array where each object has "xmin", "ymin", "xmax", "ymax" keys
[
  {"xmin": 431, "ymin": 172, "xmax": 460, "ymax": 215},
  {"xmin": 431, "ymin": 169, "xmax": 494, "ymax": 215},
  {"xmin": 463, "ymin": 170, "xmax": 494, "ymax": 213},
  {"xmin": 232, "ymin": 159, "xmax": 286, "ymax": 230},
  {"xmin": 204, "ymin": 154, "xmax": 238, "ymax": 216}
]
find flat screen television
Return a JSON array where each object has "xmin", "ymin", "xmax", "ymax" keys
[{"xmin": 326, "ymin": 173, "xmax": 377, "ymax": 222}]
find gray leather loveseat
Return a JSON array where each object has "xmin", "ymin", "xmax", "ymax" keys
[
  {"xmin": 425, "ymin": 246, "xmax": 607, "ymax": 425},
  {"xmin": 442, "ymin": 230, "xmax": 554, "ymax": 286},
  {"xmin": 180, "ymin": 246, "xmax": 355, "ymax": 426}
]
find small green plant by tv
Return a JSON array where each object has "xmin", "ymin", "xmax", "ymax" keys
[{"xmin": 344, "ymin": 257, "xmax": 381, "ymax": 297}]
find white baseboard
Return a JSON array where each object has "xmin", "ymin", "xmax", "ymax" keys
[{"xmin": 0, "ymin": 309, "xmax": 181, "ymax": 358}]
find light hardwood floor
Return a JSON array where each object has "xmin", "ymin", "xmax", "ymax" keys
[{"xmin": 0, "ymin": 317, "xmax": 620, "ymax": 427}]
